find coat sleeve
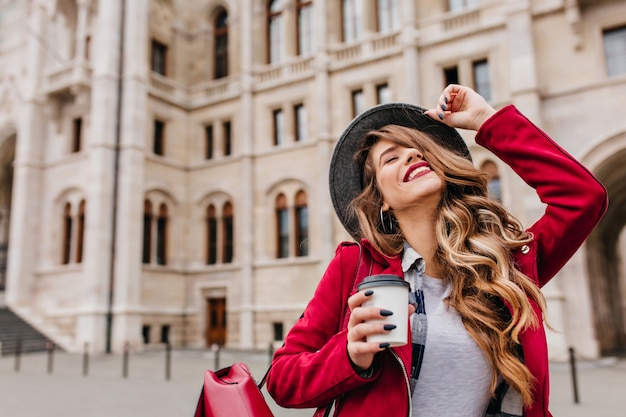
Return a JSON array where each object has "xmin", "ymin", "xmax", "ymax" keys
[
  {"xmin": 266, "ymin": 243, "xmax": 378, "ymax": 408},
  {"xmin": 475, "ymin": 105, "xmax": 608, "ymax": 287}
]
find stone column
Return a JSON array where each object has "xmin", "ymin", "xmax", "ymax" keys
[
  {"xmin": 238, "ymin": 0, "xmax": 254, "ymax": 348},
  {"xmin": 111, "ymin": 0, "xmax": 150, "ymax": 353},
  {"xmin": 505, "ymin": 0, "xmax": 541, "ymax": 121},
  {"xmin": 313, "ymin": 0, "xmax": 334, "ymax": 264},
  {"xmin": 401, "ymin": 0, "xmax": 419, "ymax": 103},
  {"xmin": 75, "ymin": 0, "xmax": 90, "ymax": 62},
  {"xmin": 76, "ymin": 0, "xmax": 123, "ymax": 353},
  {"xmin": 6, "ymin": 3, "xmax": 47, "ymax": 308}
]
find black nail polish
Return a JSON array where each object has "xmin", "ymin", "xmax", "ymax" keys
[
  {"xmin": 380, "ymin": 309, "xmax": 393, "ymax": 317},
  {"xmin": 379, "ymin": 342, "xmax": 390, "ymax": 349},
  {"xmin": 383, "ymin": 324, "xmax": 397, "ymax": 331},
  {"xmin": 444, "ymin": 96, "xmax": 449, "ymax": 104},
  {"xmin": 438, "ymin": 112, "xmax": 444, "ymax": 120},
  {"xmin": 364, "ymin": 290, "xmax": 374, "ymax": 296},
  {"xmin": 441, "ymin": 103, "xmax": 447, "ymax": 111}
]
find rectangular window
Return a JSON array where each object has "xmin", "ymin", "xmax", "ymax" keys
[
  {"xmin": 142, "ymin": 212, "xmax": 152, "ymax": 264},
  {"xmin": 223, "ymin": 121, "xmax": 232, "ymax": 156},
  {"xmin": 205, "ymin": 125, "xmax": 214, "ymax": 160},
  {"xmin": 151, "ymin": 40, "xmax": 168, "ymax": 75},
  {"xmin": 72, "ymin": 117, "xmax": 82, "ymax": 153},
  {"xmin": 160, "ymin": 325, "xmax": 170, "ymax": 344},
  {"xmin": 448, "ymin": 0, "xmax": 478, "ymax": 12},
  {"xmin": 222, "ymin": 216, "xmax": 233, "ymax": 263},
  {"xmin": 294, "ymin": 104, "xmax": 307, "ymax": 142},
  {"xmin": 153, "ymin": 120, "xmax": 165, "ymax": 156},
  {"xmin": 142, "ymin": 325, "xmax": 151, "ymax": 344},
  {"xmin": 295, "ymin": 206, "xmax": 308, "ymax": 257},
  {"xmin": 156, "ymin": 216, "xmax": 167, "ymax": 265},
  {"xmin": 604, "ymin": 26, "xmax": 626, "ymax": 77},
  {"xmin": 342, "ymin": 0, "xmax": 364, "ymax": 43},
  {"xmin": 207, "ymin": 217, "xmax": 217, "ymax": 264},
  {"xmin": 351, "ymin": 89, "xmax": 365, "ymax": 118},
  {"xmin": 377, "ymin": 0, "xmax": 400, "ymax": 33},
  {"xmin": 472, "ymin": 59, "xmax": 492, "ymax": 102},
  {"xmin": 376, "ymin": 83, "xmax": 392, "ymax": 104},
  {"xmin": 443, "ymin": 65, "xmax": 459, "ymax": 86},
  {"xmin": 62, "ymin": 214, "xmax": 72, "ymax": 265},
  {"xmin": 273, "ymin": 322, "xmax": 284, "ymax": 341},
  {"xmin": 273, "ymin": 109, "xmax": 284, "ymax": 146},
  {"xmin": 297, "ymin": 0, "xmax": 313, "ymax": 56},
  {"xmin": 277, "ymin": 208, "xmax": 289, "ymax": 258}
]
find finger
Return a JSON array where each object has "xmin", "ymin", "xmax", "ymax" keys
[
  {"xmin": 348, "ymin": 321, "xmax": 398, "ymax": 342},
  {"xmin": 348, "ymin": 306, "xmax": 393, "ymax": 330},
  {"xmin": 347, "ymin": 289, "xmax": 374, "ymax": 311},
  {"xmin": 408, "ymin": 303, "xmax": 416, "ymax": 316}
]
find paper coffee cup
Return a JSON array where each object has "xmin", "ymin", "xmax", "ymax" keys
[{"xmin": 357, "ymin": 274, "xmax": 410, "ymax": 347}]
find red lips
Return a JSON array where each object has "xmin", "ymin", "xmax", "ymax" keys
[{"xmin": 403, "ymin": 162, "xmax": 431, "ymax": 182}]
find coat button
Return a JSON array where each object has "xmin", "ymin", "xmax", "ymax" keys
[{"xmin": 521, "ymin": 245, "xmax": 530, "ymax": 255}]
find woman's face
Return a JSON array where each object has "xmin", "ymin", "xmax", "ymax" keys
[{"xmin": 370, "ymin": 138, "xmax": 444, "ymax": 214}]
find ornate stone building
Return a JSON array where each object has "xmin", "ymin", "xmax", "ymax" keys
[{"xmin": 0, "ymin": 0, "xmax": 624, "ymax": 359}]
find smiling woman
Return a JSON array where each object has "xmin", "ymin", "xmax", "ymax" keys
[{"xmin": 266, "ymin": 85, "xmax": 608, "ymax": 417}]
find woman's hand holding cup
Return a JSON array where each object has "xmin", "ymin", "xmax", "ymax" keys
[{"xmin": 347, "ymin": 275, "xmax": 414, "ymax": 372}]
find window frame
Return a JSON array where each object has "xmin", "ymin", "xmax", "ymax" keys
[
  {"xmin": 151, "ymin": 39, "xmax": 168, "ymax": 76},
  {"xmin": 268, "ymin": 0, "xmax": 284, "ymax": 64},
  {"xmin": 214, "ymin": 9, "xmax": 229, "ymax": 79},
  {"xmin": 273, "ymin": 108, "xmax": 285, "ymax": 146},
  {"xmin": 603, "ymin": 25, "xmax": 626, "ymax": 77},
  {"xmin": 153, "ymin": 119, "xmax": 165, "ymax": 156}
]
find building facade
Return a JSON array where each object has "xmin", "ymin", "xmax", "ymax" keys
[{"xmin": 0, "ymin": 0, "xmax": 625, "ymax": 359}]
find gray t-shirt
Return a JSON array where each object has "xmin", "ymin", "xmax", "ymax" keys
[{"xmin": 411, "ymin": 274, "xmax": 493, "ymax": 416}]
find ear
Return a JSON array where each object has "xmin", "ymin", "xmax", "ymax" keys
[{"xmin": 381, "ymin": 201, "xmax": 391, "ymax": 212}]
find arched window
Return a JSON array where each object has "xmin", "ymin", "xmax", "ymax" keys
[
  {"xmin": 76, "ymin": 200, "xmax": 86, "ymax": 263},
  {"xmin": 206, "ymin": 205, "xmax": 217, "ymax": 265},
  {"xmin": 275, "ymin": 194, "xmax": 289, "ymax": 258},
  {"xmin": 62, "ymin": 203, "xmax": 72, "ymax": 264},
  {"xmin": 294, "ymin": 191, "xmax": 308, "ymax": 257},
  {"xmin": 268, "ymin": 0, "xmax": 284, "ymax": 63},
  {"xmin": 296, "ymin": 0, "xmax": 313, "ymax": 56},
  {"xmin": 156, "ymin": 203, "xmax": 168, "ymax": 265},
  {"xmin": 481, "ymin": 160, "xmax": 502, "ymax": 202},
  {"xmin": 142, "ymin": 200, "xmax": 153, "ymax": 264},
  {"xmin": 214, "ymin": 9, "xmax": 229, "ymax": 79},
  {"xmin": 341, "ymin": 0, "xmax": 363, "ymax": 43},
  {"xmin": 222, "ymin": 202, "xmax": 234, "ymax": 263},
  {"xmin": 377, "ymin": 0, "xmax": 399, "ymax": 33}
]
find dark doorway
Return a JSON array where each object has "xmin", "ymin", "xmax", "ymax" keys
[{"xmin": 205, "ymin": 297, "xmax": 227, "ymax": 346}]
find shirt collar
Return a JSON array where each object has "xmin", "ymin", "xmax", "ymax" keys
[{"xmin": 401, "ymin": 241, "xmax": 425, "ymax": 273}]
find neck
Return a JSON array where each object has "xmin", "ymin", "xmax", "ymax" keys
[{"xmin": 396, "ymin": 208, "xmax": 441, "ymax": 278}]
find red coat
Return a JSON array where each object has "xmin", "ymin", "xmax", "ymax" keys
[{"xmin": 266, "ymin": 105, "xmax": 608, "ymax": 416}]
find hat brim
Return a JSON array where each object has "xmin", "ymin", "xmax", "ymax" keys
[{"xmin": 329, "ymin": 103, "xmax": 471, "ymax": 241}]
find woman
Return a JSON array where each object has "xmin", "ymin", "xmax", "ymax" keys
[{"xmin": 266, "ymin": 85, "xmax": 608, "ymax": 417}]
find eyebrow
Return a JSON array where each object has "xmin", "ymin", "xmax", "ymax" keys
[{"xmin": 378, "ymin": 145, "xmax": 398, "ymax": 167}]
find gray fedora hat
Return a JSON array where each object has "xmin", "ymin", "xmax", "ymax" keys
[{"xmin": 329, "ymin": 102, "xmax": 471, "ymax": 240}]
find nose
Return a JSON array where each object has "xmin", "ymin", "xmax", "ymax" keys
[{"xmin": 405, "ymin": 148, "xmax": 423, "ymax": 164}]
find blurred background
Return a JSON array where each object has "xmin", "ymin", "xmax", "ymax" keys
[{"xmin": 0, "ymin": 0, "xmax": 624, "ymax": 370}]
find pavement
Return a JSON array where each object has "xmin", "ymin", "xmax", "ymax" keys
[{"xmin": 0, "ymin": 347, "xmax": 625, "ymax": 417}]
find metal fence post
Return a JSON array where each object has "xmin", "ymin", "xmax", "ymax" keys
[
  {"xmin": 165, "ymin": 343, "xmax": 171, "ymax": 381},
  {"xmin": 569, "ymin": 347, "xmax": 580, "ymax": 404},
  {"xmin": 82, "ymin": 342, "xmax": 89, "ymax": 376},
  {"xmin": 46, "ymin": 341, "xmax": 54, "ymax": 374},
  {"xmin": 122, "ymin": 341, "xmax": 130, "ymax": 378}
]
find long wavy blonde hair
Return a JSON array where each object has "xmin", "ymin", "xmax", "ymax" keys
[{"xmin": 350, "ymin": 124, "xmax": 548, "ymax": 406}]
